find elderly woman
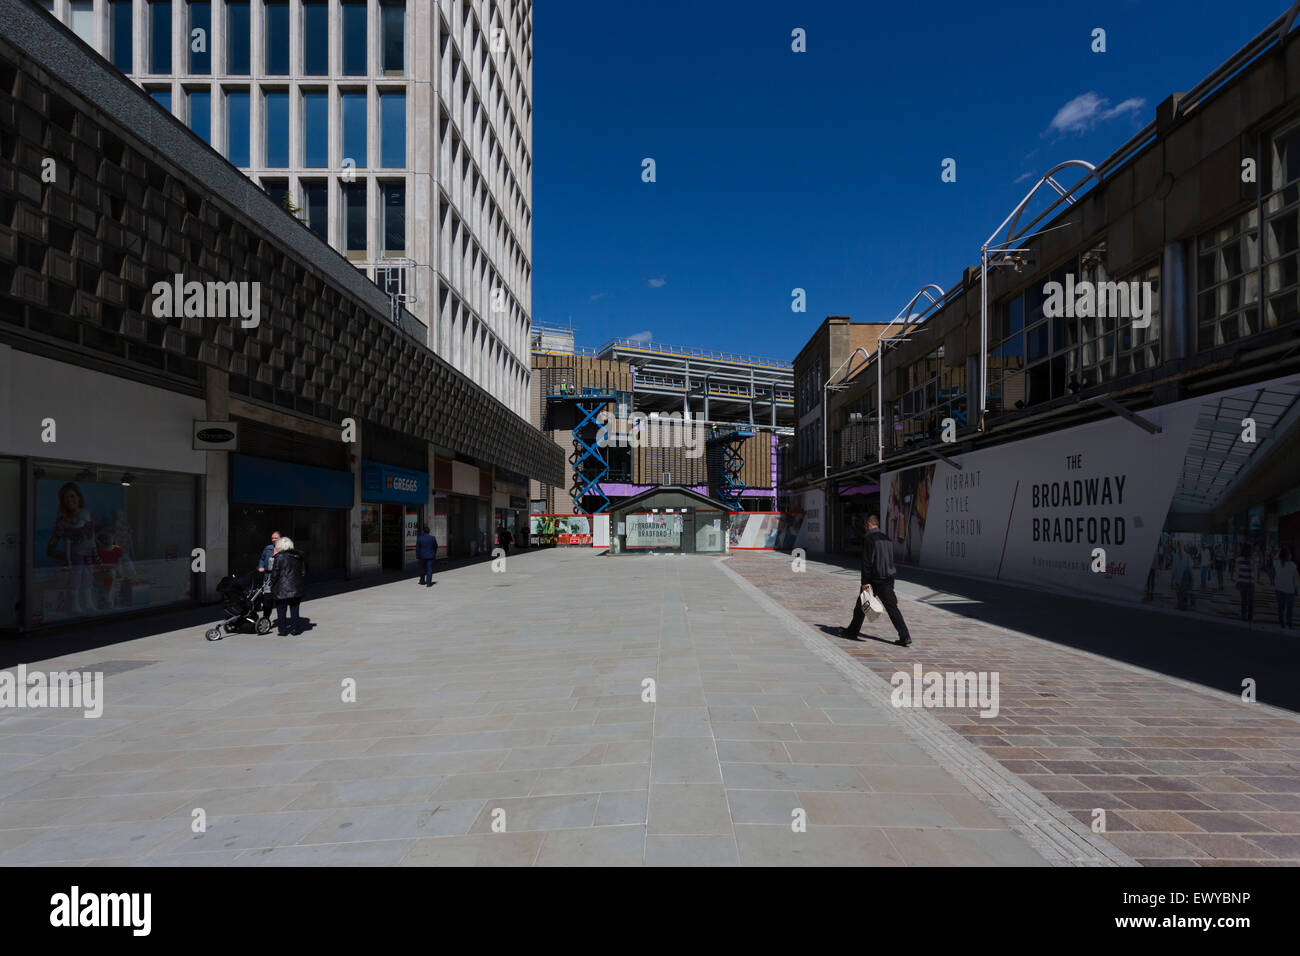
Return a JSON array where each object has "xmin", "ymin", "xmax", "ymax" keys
[{"xmin": 267, "ymin": 535, "xmax": 307, "ymax": 636}]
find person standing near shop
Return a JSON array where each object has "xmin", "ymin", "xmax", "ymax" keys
[
  {"xmin": 268, "ymin": 535, "xmax": 306, "ymax": 636},
  {"xmin": 257, "ymin": 530, "xmax": 281, "ymax": 582},
  {"xmin": 842, "ymin": 514, "xmax": 912, "ymax": 646},
  {"xmin": 1235, "ymin": 544, "xmax": 1256, "ymax": 623},
  {"xmin": 416, "ymin": 526, "xmax": 438, "ymax": 587},
  {"xmin": 1274, "ymin": 547, "xmax": 1299, "ymax": 629}
]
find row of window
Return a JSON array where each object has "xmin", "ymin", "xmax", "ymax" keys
[
  {"xmin": 259, "ymin": 176, "xmax": 405, "ymax": 253},
  {"xmin": 63, "ymin": 0, "xmax": 405, "ymax": 79},
  {"xmin": 151, "ymin": 85, "xmax": 404, "ymax": 170}
]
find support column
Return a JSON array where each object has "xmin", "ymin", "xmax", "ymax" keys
[
  {"xmin": 683, "ymin": 359, "xmax": 690, "ymax": 418},
  {"xmin": 201, "ymin": 366, "xmax": 230, "ymax": 602},
  {"xmin": 346, "ymin": 419, "xmax": 364, "ymax": 579}
]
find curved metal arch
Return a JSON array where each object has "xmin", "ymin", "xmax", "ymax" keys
[{"xmin": 984, "ymin": 160, "xmax": 1102, "ymax": 260}]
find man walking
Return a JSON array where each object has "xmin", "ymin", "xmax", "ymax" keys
[
  {"xmin": 416, "ymin": 525, "xmax": 438, "ymax": 586},
  {"xmin": 842, "ymin": 514, "xmax": 912, "ymax": 646}
]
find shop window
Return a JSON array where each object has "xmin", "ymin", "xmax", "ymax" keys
[
  {"xmin": 31, "ymin": 463, "xmax": 196, "ymax": 626},
  {"xmin": 360, "ymin": 503, "xmax": 380, "ymax": 565}
]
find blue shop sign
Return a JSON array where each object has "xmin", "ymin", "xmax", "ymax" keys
[{"xmin": 361, "ymin": 460, "xmax": 429, "ymax": 505}]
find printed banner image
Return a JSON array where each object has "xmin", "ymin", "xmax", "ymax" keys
[{"xmin": 881, "ymin": 373, "xmax": 1300, "ymax": 625}]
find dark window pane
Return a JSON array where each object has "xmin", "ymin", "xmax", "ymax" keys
[
  {"xmin": 265, "ymin": 91, "xmax": 289, "ymax": 167},
  {"xmin": 263, "ymin": 179, "xmax": 288, "ymax": 210},
  {"xmin": 381, "ymin": 3, "xmax": 405, "ymax": 74},
  {"xmin": 342, "ymin": 92, "xmax": 367, "ymax": 168},
  {"xmin": 382, "ymin": 182, "xmax": 405, "ymax": 251},
  {"xmin": 188, "ymin": 89, "xmax": 211, "ymax": 143},
  {"xmin": 344, "ymin": 182, "xmax": 367, "ymax": 251},
  {"xmin": 343, "ymin": 1, "xmax": 367, "ymax": 75},
  {"xmin": 226, "ymin": 1, "xmax": 250, "ymax": 74},
  {"xmin": 265, "ymin": 1, "xmax": 289, "ymax": 75},
  {"xmin": 303, "ymin": 92, "xmax": 328, "ymax": 167},
  {"xmin": 304, "ymin": 2, "xmax": 329, "ymax": 75},
  {"xmin": 150, "ymin": 1, "xmax": 172, "ymax": 73},
  {"xmin": 110, "ymin": 0, "xmax": 133, "ymax": 73},
  {"xmin": 380, "ymin": 92, "xmax": 405, "ymax": 167},
  {"xmin": 226, "ymin": 91, "xmax": 250, "ymax": 166},
  {"xmin": 150, "ymin": 89, "xmax": 172, "ymax": 112},
  {"xmin": 304, "ymin": 182, "xmax": 328, "ymax": 241},
  {"xmin": 189, "ymin": 2, "xmax": 211, "ymax": 74}
]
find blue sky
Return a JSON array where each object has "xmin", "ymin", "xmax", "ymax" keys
[{"xmin": 532, "ymin": 0, "xmax": 1288, "ymax": 361}]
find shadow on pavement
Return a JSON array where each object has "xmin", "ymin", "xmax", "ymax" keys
[
  {"xmin": 0, "ymin": 547, "xmax": 548, "ymax": 668},
  {"xmin": 796, "ymin": 550, "xmax": 1300, "ymax": 712}
]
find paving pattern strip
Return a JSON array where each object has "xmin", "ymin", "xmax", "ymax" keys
[
  {"xmin": 717, "ymin": 558, "xmax": 1133, "ymax": 866},
  {"xmin": 728, "ymin": 551, "xmax": 1300, "ymax": 866}
]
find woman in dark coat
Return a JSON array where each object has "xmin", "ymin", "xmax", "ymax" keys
[{"xmin": 267, "ymin": 535, "xmax": 307, "ymax": 636}]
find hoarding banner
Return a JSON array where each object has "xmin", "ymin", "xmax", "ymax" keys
[{"xmin": 881, "ymin": 373, "xmax": 1300, "ymax": 618}]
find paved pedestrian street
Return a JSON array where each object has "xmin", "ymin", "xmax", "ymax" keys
[
  {"xmin": 0, "ymin": 549, "xmax": 1086, "ymax": 868},
  {"xmin": 729, "ymin": 552, "xmax": 1300, "ymax": 866},
  {"xmin": 3, "ymin": 547, "xmax": 1297, "ymax": 867}
]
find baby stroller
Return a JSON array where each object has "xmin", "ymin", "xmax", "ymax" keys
[{"xmin": 205, "ymin": 572, "xmax": 274, "ymax": 641}]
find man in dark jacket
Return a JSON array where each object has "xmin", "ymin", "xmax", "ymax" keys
[
  {"xmin": 415, "ymin": 526, "xmax": 438, "ymax": 586},
  {"xmin": 842, "ymin": 514, "xmax": 912, "ymax": 646},
  {"xmin": 267, "ymin": 536, "xmax": 307, "ymax": 635}
]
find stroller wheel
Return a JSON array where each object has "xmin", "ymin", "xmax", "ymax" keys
[
  {"xmin": 255, "ymin": 616, "xmax": 273, "ymax": 635},
  {"xmin": 224, "ymin": 621, "xmax": 240, "ymax": 633},
  {"xmin": 205, "ymin": 627, "xmax": 223, "ymax": 642}
]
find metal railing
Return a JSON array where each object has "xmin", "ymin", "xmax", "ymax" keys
[{"xmin": 597, "ymin": 337, "xmax": 793, "ymax": 369}]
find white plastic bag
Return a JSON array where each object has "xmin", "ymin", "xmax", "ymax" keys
[{"xmin": 859, "ymin": 586, "xmax": 885, "ymax": 623}]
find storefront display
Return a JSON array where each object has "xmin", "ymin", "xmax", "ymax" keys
[{"xmin": 30, "ymin": 461, "xmax": 197, "ymax": 625}]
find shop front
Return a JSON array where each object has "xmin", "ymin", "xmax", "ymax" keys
[
  {"xmin": 434, "ymin": 457, "xmax": 491, "ymax": 557},
  {"xmin": 229, "ymin": 454, "xmax": 352, "ymax": 580},
  {"xmin": 360, "ymin": 460, "xmax": 429, "ymax": 571},
  {"xmin": 0, "ymin": 346, "xmax": 206, "ymax": 631},
  {"xmin": 13, "ymin": 459, "xmax": 200, "ymax": 628}
]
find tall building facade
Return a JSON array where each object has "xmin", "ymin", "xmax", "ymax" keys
[{"xmin": 40, "ymin": 0, "xmax": 533, "ymax": 418}]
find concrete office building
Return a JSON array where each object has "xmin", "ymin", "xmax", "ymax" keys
[
  {"xmin": 39, "ymin": 0, "xmax": 534, "ymax": 418},
  {"xmin": 0, "ymin": 0, "xmax": 561, "ymax": 632},
  {"xmin": 795, "ymin": 5, "xmax": 1300, "ymax": 630}
]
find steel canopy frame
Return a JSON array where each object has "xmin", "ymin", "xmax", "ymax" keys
[
  {"xmin": 821, "ymin": 283, "xmax": 948, "ymax": 480},
  {"xmin": 978, "ymin": 160, "xmax": 1102, "ymax": 428}
]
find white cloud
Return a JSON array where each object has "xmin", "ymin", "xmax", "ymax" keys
[
  {"xmin": 589, "ymin": 292, "xmax": 606, "ymax": 302},
  {"xmin": 647, "ymin": 276, "xmax": 666, "ymax": 289},
  {"xmin": 1045, "ymin": 92, "xmax": 1145, "ymax": 137},
  {"xmin": 627, "ymin": 330, "xmax": 653, "ymax": 344},
  {"xmin": 1013, "ymin": 170, "xmax": 1035, "ymax": 184}
]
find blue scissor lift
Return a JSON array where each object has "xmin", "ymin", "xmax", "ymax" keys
[
  {"xmin": 546, "ymin": 385, "xmax": 619, "ymax": 515},
  {"xmin": 706, "ymin": 426, "xmax": 756, "ymax": 511}
]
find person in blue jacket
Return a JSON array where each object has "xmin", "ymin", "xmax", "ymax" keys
[{"xmin": 416, "ymin": 526, "xmax": 438, "ymax": 586}]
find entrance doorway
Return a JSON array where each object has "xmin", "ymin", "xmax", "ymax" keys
[{"xmin": 381, "ymin": 504, "xmax": 404, "ymax": 570}]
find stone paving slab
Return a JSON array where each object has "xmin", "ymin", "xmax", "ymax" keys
[
  {"xmin": 1, "ymin": 549, "xmax": 1050, "ymax": 866},
  {"xmin": 728, "ymin": 551, "xmax": 1300, "ymax": 866}
]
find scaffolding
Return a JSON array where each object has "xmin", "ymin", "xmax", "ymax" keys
[
  {"xmin": 706, "ymin": 426, "xmax": 757, "ymax": 511},
  {"xmin": 546, "ymin": 385, "xmax": 620, "ymax": 514}
]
